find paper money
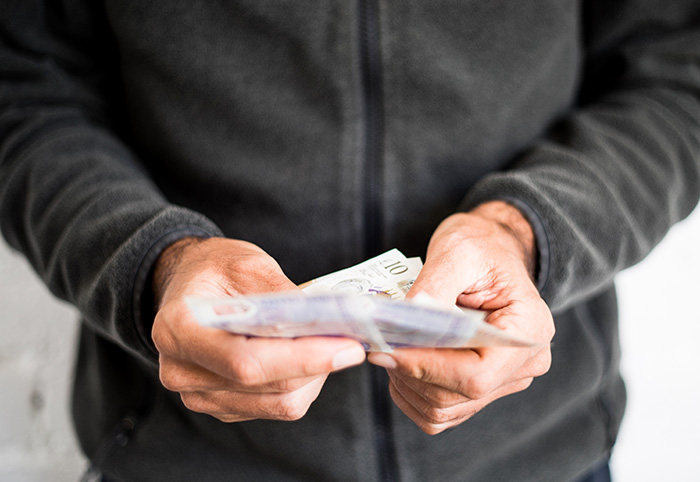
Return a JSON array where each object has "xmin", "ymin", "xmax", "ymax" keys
[
  {"xmin": 186, "ymin": 249, "xmax": 537, "ymax": 351},
  {"xmin": 299, "ymin": 248, "xmax": 422, "ymax": 300},
  {"xmin": 188, "ymin": 292, "xmax": 390, "ymax": 351}
]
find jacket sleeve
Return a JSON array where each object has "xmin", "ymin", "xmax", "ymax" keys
[
  {"xmin": 0, "ymin": 1, "xmax": 223, "ymax": 363},
  {"xmin": 463, "ymin": 0, "xmax": 700, "ymax": 313}
]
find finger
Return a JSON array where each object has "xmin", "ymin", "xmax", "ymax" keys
[
  {"xmin": 369, "ymin": 348, "xmax": 485, "ymax": 397},
  {"xmin": 154, "ymin": 296, "xmax": 367, "ymax": 387},
  {"xmin": 370, "ymin": 295, "xmax": 553, "ymax": 392},
  {"xmin": 479, "ymin": 298, "xmax": 554, "ymax": 343},
  {"xmin": 389, "ymin": 375, "xmax": 534, "ymax": 435},
  {"xmin": 180, "ymin": 375, "xmax": 328, "ymax": 422},
  {"xmin": 388, "ymin": 371, "xmax": 472, "ymax": 421},
  {"xmin": 469, "ymin": 304, "xmax": 554, "ymax": 378},
  {"xmin": 387, "ymin": 376, "xmax": 467, "ymax": 435},
  {"xmin": 389, "ymin": 363, "xmax": 537, "ymax": 413},
  {"xmin": 388, "ymin": 370, "xmax": 472, "ymax": 408},
  {"xmin": 159, "ymin": 356, "xmax": 326, "ymax": 393},
  {"xmin": 195, "ymin": 334, "xmax": 366, "ymax": 387},
  {"xmin": 406, "ymin": 250, "xmax": 474, "ymax": 307},
  {"xmin": 369, "ymin": 346, "xmax": 532, "ymax": 399}
]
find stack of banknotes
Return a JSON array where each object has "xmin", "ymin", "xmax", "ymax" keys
[{"xmin": 186, "ymin": 249, "xmax": 535, "ymax": 352}]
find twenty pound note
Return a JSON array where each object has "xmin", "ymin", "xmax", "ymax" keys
[{"xmin": 186, "ymin": 249, "xmax": 537, "ymax": 352}]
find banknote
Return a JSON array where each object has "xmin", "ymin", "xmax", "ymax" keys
[
  {"xmin": 188, "ymin": 292, "xmax": 391, "ymax": 351},
  {"xmin": 300, "ymin": 248, "xmax": 422, "ymax": 300},
  {"xmin": 186, "ymin": 291, "xmax": 534, "ymax": 351},
  {"xmin": 186, "ymin": 250, "xmax": 537, "ymax": 351}
]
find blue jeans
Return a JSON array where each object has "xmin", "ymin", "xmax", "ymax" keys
[{"xmin": 577, "ymin": 460, "xmax": 612, "ymax": 482}]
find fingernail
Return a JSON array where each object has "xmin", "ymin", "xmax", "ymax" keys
[
  {"xmin": 332, "ymin": 345, "xmax": 366, "ymax": 370},
  {"xmin": 367, "ymin": 352, "xmax": 397, "ymax": 370}
]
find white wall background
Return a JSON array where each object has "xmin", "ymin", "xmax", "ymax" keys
[
  {"xmin": 1, "ymin": 207, "xmax": 699, "ymax": 481},
  {"xmin": 0, "ymin": 241, "xmax": 85, "ymax": 480},
  {"xmin": 612, "ymin": 205, "xmax": 700, "ymax": 481}
]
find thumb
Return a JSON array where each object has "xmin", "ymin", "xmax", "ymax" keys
[{"xmin": 406, "ymin": 253, "xmax": 468, "ymax": 308}]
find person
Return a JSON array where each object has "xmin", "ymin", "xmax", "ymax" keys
[{"xmin": 1, "ymin": 1, "xmax": 698, "ymax": 481}]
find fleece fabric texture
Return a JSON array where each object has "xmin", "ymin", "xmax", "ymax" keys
[{"xmin": 1, "ymin": 1, "xmax": 699, "ymax": 481}]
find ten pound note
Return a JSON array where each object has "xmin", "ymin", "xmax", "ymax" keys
[{"xmin": 186, "ymin": 249, "xmax": 537, "ymax": 352}]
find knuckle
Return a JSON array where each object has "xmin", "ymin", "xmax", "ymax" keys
[
  {"xmin": 232, "ymin": 252, "xmax": 279, "ymax": 278},
  {"xmin": 527, "ymin": 348, "xmax": 553, "ymax": 378},
  {"xmin": 180, "ymin": 392, "xmax": 207, "ymax": 414},
  {"xmin": 230, "ymin": 254, "xmax": 258, "ymax": 275},
  {"xmin": 534, "ymin": 355, "xmax": 552, "ymax": 377},
  {"xmin": 540, "ymin": 349, "xmax": 553, "ymax": 373},
  {"xmin": 418, "ymin": 421, "xmax": 446, "ymax": 436},
  {"xmin": 214, "ymin": 414, "xmax": 239, "ymax": 423},
  {"xmin": 436, "ymin": 228, "xmax": 469, "ymax": 253},
  {"xmin": 545, "ymin": 322, "xmax": 556, "ymax": 341},
  {"xmin": 275, "ymin": 396, "xmax": 310, "ymax": 421},
  {"xmin": 159, "ymin": 366, "xmax": 184, "ymax": 392},
  {"xmin": 228, "ymin": 355, "xmax": 265, "ymax": 386},
  {"xmin": 151, "ymin": 315, "xmax": 176, "ymax": 355},
  {"xmin": 423, "ymin": 407, "xmax": 453, "ymax": 425},
  {"xmin": 462, "ymin": 374, "xmax": 493, "ymax": 400},
  {"xmin": 538, "ymin": 307, "xmax": 556, "ymax": 341},
  {"xmin": 407, "ymin": 363, "xmax": 428, "ymax": 381},
  {"xmin": 516, "ymin": 377, "xmax": 534, "ymax": 393}
]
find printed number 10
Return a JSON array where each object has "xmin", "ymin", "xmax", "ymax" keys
[{"xmin": 384, "ymin": 261, "xmax": 409, "ymax": 275}]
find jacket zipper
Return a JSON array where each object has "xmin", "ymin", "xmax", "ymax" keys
[
  {"xmin": 358, "ymin": 2, "xmax": 399, "ymax": 482},
  {"xmin": 359, "ymin": 0, "xmax": 383, "ymax": 258}
]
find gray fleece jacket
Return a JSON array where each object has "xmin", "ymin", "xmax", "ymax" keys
[{"xmin": 1, "ymin": 1, "xmax": 699, "ymax": 481}]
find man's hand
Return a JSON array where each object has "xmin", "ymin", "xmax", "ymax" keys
[
  {"xmin": 367, "ymin": 201, "xmax": 554, "ymax": 434},
  {"xmin": 151, "ymin": 237, "xmax": 366, "ymax": 422}
]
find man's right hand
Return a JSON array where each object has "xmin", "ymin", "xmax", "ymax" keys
[{"xmin": 150, "ymin": 237, "xmax": 366, "ymax": 422}]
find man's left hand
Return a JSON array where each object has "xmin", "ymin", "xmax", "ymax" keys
[{"xmin": 367, "ymin": 201, "xmax": 555, "ymax": 434}]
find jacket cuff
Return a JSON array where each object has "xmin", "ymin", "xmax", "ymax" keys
[
  {"xmin": 130, "ymin": 209, "xmax": 223, "ymax": 362},
  {"xmin": 460, "ymin": 188, "xmax": 551, "ymax": 296}
]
